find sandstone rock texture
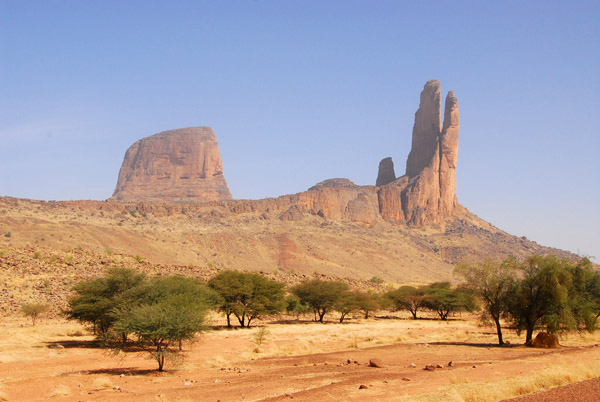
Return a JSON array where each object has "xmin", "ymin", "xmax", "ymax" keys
[
  {"xmin": 112, "ymin": 127, "xmax": 232, "ymax": 202},
  {"xmin": 376, "ymin": 157, "xmax": 396, "ymax": 186},
  {"xmin": 378, "ymin": 80, "xmax": 459, "ymax": 225},
  {"xmin": 309, "ymin": 178, "xmax": 356, "ymax": 191}
]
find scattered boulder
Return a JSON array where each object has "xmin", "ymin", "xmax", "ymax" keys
[
  {"xmin": 369, "ymin": 359, "xmax": 386, "ymax": 368},
  {"xmin": 424, "ymin": 365, "xmax": 436, "ymax": 371},
  {"xmin": 359, "ymin": 385, "xmax": 368, "ymax": 389}
]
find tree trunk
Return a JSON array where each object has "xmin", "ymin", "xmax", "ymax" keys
[
  {"xmin": 339, "ymin": 313, "xmax": 346, "ymax": 323},
  {"xmin": 318, "ymin": 310, "xmax": 326, "ymax": 323},
  {"xmin": 411, "ymin": 310, "xmax": 418, "ymax": 319},
  {"xmin": 494, "ymin": 317, "xmax": 504, "ymax": 345},
  {"xmin": 525, "ymin": 326, "xmax": 534, "ymax": 344},
  {"xmin": 157, "ymin": 346, "xmax": 164, "ymax": 371},
  {"xmin": 226, "ymin": 312, "xmax": 232, "ymax": 328}
]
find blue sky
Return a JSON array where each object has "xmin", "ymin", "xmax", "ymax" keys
[{"xmin": 1, "ymin": 1, "xmax": 599, "ymax": 261}]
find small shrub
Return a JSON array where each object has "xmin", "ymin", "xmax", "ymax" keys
[
  {"xmin": 4, "ymin": 232, "xmax": 11, "ymax": 238},
  {"xmin": 21, "ymin": 302, "xmax": 50, "ymax": 325},
  {"xmin": 254, "ymin": 327, "xmax": 269, "ymax": 345},
  {"xmin": 33, "ymin": 251, "xmax": 41, "ymax": 259},
  {"xmin": 369, "ymin": 276, "xmax": 384, "ymax": 284},
  {"xmin": 135, "ymin": 255, "xmax": 144, "ymax": 263},
  {"xmin": 129, "ymin": 210, "xmax": 137, "ymax": 217},
  {"xmin": 105, "ymin": 248, "xmax": 113, "ymax": 256}
]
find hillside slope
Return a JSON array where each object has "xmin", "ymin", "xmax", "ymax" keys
[{"xmin": 0, "ymin": 195, "xmax": 576, "ymax": 314}]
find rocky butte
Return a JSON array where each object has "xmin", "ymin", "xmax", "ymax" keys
[
  {"xmin": 110, "ymin": 81, "xmax": 459, "ymax": 227},
  {"xmin": 112, "ymin": 127, "xmax": 232, "ymax": 202}
]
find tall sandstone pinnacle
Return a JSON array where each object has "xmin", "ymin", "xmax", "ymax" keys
[
  {"xmin": 112, "ymin": 127, "xmax": 232, "ymax": 202},
  {"xmin": 378, "ymin": 80, "xmax": 459, "ymax": 225}
]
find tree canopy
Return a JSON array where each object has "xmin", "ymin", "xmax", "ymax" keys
[
  {"xmin": 209, "ymin": 270, "xmax": 285, "ymax": 327},
  {"xmin": 292, "ymin": 279, "xmax": 349, "ymax": 322},
  {"xmin": 455, "ymin": 258, "xmax": 517, "ymax": 345}
]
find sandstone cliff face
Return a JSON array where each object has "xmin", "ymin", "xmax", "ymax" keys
[
  {"xmin": 112, "ymin": 127, "xmax": 232, "ymax": 202},
  {"xmin": 378, "ymin": 80, "xmax": 459, "ymax": 225}
]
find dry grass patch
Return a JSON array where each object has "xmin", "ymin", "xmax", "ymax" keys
[{"xmin": 400, "ymin": 358, "xmax": 600, "ymax": 402}]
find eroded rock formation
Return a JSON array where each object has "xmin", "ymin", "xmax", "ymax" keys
[
  {"xmin": 376, "ymin": 80, "xmax": 459, "ymax": 225},
  {"xmin": 376, "ymin": 157, "xmax": 396, "ymax": 186},
  {"xmin": 110, "ymin": 81, "xmax": 457, "ymax": 226},
  {"xmin": 112, "ymin": 127, "xmax": 232, "ymax": 202}
]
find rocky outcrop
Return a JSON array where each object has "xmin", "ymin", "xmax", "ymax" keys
[
  {"xmin": 378, "ymin": 80, "xmax": 459, "ymax": 225},
  {"xmin": 109, "ymin": 81, "xmax": 457, "ymax": 226},
  {"xmin": 376, "ymin": 157, "xmax": 396, "ymax": 186},
  {"xmin": 112, "ymin": 127, "xmax": 232, "ymax": 202},
  {"xmin": 309, "ymin": 178, "xmax": 356, "ymax": 191}
]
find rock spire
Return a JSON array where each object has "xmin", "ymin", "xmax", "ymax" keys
[
  {"xmin": 378, "ymin": 80, "xmax": 459, "ymax": 225},
  {"xmin": 376, "ymin": 157, "xmax": 396, "ymax": 186}
]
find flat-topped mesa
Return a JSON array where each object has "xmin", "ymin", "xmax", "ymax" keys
[
  {"xmin": 378, "ymin": 80, "xmax": 459, "ymax": 226},
  {"xmin": 112, "ymin": 127, "xmax": 232, "ymax": 202}
]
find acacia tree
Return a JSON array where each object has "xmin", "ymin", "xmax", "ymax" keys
[
  {"xmin": 385, "ymin": 286, "xmax": 428, "ymax": 319},
  {"xmin": 113, "ymin": 286, "xmax": 209, "ymax": 371},
  {"xmin": 353, "ymin": 290, "xmax": 382, "ymax": 319},
  {"xmin": 292, "ymin": 279, "xmax": 348, "ymax": 322},
  {"xmin": 334, "ymin": 290, "xmax": 361, "ymax": 323},
  {"xmin": 209, "ymin": 271, "xmax": 285, "ymax": 328},
  {"xmin": 568, "ymin": 257, "xmax": 600, "ymax": 330},
  {"xmin": 455, "ymin": 258, "xmax": 517, "ymax": 345},
  {"xmin": 64, "ymin": 267, "xmax": 147, "ymax": 340},
  {"xmin": 507, "ymin": 255, "xmax": 574, "ymax": 344},
  {"xmin": 422, "ymin": 282, "xmax": 477, "ymax": 320},
  {"xmin": 286, "ymin": 294, "xmax": 312, "ymax": 320}
]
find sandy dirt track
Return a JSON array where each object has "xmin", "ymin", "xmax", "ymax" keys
[{"xmin": 2, "ymin": 317, "xmax": 600, "ymax": 401}]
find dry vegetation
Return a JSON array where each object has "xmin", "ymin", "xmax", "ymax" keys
[{"xmin": 2, "ymin": 313, "xmax": 600, "ymax": 401}]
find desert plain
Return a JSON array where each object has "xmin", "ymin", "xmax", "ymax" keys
[{"xmin": 2, "ymin": 312, "xmax": 600, "ymax": 402}]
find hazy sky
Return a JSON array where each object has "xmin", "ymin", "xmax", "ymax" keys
[{"xmin": 1, "ymin": 1, "xmax": 598, "ymax": 261}]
